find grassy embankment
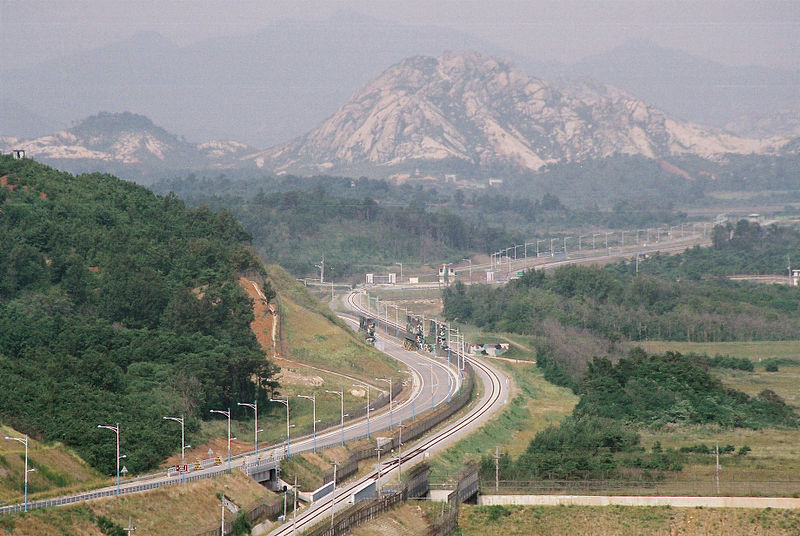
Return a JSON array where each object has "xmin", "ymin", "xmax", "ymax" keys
[
  {"xmin": 192, "ymin": 265, "xmax": 401, "ymax": 464},
  {"xmin": 0, "ymin": 471, "xmax": 279, "ymax": 536},
  {"xmin": 458, "ymin": 504, "xmax": 800, "ymax": 536},
  {"xmin": 0, "ymin": 425, "xmax": 104, "ymax": 505},
  {"xmin": 427, "ymin": 337, "xmax": 577, "ymax": 483}
]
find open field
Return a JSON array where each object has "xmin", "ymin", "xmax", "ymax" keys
[
  {"xmin": 0, "ymin": 471, "xmax": 278, "ymax": 536},
  {"xmin": 458, "ymin": 504, "xmax": 800, "ymax": 536},
  {"xmin": 638, "ymin": 340, "xmax": 800, "ymax": 362}
]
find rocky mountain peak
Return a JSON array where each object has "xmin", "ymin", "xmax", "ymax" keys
[
  {"xmin": 0, "ymin": 112, "xmax": 255, "ymax": 178},
  {"xmin": 251, "ymin": 51, "xmax": 790, "ymax": 176}
]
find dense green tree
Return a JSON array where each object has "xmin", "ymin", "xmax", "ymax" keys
[{"xmin": 0, "ymin": 156, "xmax": 277, "ymax": 474}]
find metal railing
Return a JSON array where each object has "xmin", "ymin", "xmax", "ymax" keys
[{"xmin": 0, "ymin": 458, "xmax": 280, "ymax": 515}]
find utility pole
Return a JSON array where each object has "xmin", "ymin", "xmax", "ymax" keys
[
  {"xmin": 330, "ymin": 462, "xmax": 338, "ymax": 529},
  {"xmin": 375, "ymin": 445, "xmax": 383, "ymax": 492},
  {"xmin": 494, "ymin": 445, "xmax": 500, "ymax": 492},
  {"xmin": 292, "ymin": 475, "xmax": 298, "ymax": 535},
  {"xmin": 397, "ymin": 423, "xmax": 406, "ymax": 481},
  {"xmin": 715, "ymin": 442, "xmax": 720, "ymax": 495},
  {"xmin": 315, "ymin": 255, "xmax": 325, "ymax": 284},
  {"xmin": 221, "ymin": 494, "xmax": 225, "ymax": 536},
  {"xmin": 123, "ymin": 517, "xmax": 136, "ymax": 535}
]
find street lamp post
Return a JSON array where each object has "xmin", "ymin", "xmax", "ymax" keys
[
  {"xmin": 326, "ymin": 389, "xmax": 345, "ymax": 446},
  {"xmin": 4, "ymin": 434, "xmax": 29, "ymax": 510},
  {"xmin": 395, "ymin": 262, "xmax": 403, "ymax": 283},
  {"xmin": 269, "ymin": 397, "xmax": 290, "ymax": 459},
  {"xmin": 162, "ymin": 414, "xmax": 185, "ymax": 483},
  {"xmin": 351, "ymin": 383, "xmax": 371, "ymax": 439},
  {"xmin": 375, "ymin": 377, "xmax": 393, "ymax": 430},
  {"xmin": 97, "ymin": 423, "xmax": 121, "ymax": 495},
  {"xmin": 209, "ymin": 409, "xmax": 231, "ymax": 470},
  {"xmin": 462, "ymin": 258, "xmax": 472, "ymax": 284},
  {"xmin": 237, "ymin": 401, "xmax": 259, "ymax": 456},
  {"xmin": 296, "ymin": 393, "xmax": 317, "ymax": 452}
]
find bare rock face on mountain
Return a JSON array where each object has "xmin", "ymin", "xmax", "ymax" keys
[
  {"xmin": 0, "ymin": 112, "xmax": 254, "ymax": 180},
  {"xmin": 252, "ymin": 51, "xmax": 789, "ymax": 176}
]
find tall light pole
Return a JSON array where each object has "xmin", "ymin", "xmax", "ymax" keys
[
  {"xmin": 237, "ymin": 401, "xmax": 258, "ymax": 456},
  {"xmin": 375, "ymin": 377, "xmax": 393, "ymax": 430},
  {"xmin": 209, "ymin": 408, "xmax": 231, "ymax": 471},
  {"xmin": 326, "ymin": 389, "xmax": 345, "ymax": 446},
  {"xmin": 395, "ymin": 262, "xmax": 403, "ymax": 283},
  {"xmin": 296, "ymin": 393, "xmax": 317, "ymax": 452},
  {"xmin": 97, "ymin": 423, "xmax": 121, "ymax": 495},
  {"xmin": 4, "ymin": 434, "xmax": 29, "ymax": 510},
  {"xmin": 269, "ymin": 397, "xmax": 290, "ymax": 459},
  {"xmin": 163, "ymin": 414, "xmax": 185, "ymax": 483},
  {"xmin": 352, "ymin": 382, "xmax": 371, "ymax": 439}
]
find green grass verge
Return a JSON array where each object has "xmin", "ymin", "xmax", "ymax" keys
[
  {"xmin": 428, "ymin": 361, "xmax": 577, "ymax": 483},
  {"xmin": 459, "ymin": 504, "xmax": 800, "ymax": 536}
]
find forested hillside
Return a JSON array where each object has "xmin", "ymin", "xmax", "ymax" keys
[
  {"xmin": 0, "ymin": 156, "xmax": 277, "ymax": 474},
  {"xmin": 153, "ymin": 172, "xmax": 686, "ymax": 278},
  {"xmin": 444, "ymin": 261, "xmax": 800, "ymax": 345},
  {"xmin": 625, "ymin": 220, "xmax": 800, "ymax": 278}
]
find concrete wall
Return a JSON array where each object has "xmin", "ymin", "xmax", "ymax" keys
[{"xmin": 478, "ymin": 494, "xmax": 800, "ymax": 509}]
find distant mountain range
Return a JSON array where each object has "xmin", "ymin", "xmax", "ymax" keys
[
  {"xmin": 0, "ymin": 112, "xmax": 255, "ymax": 180},
  {"xmin": 1, "ymin": 12, "xmax": 798, "ymax": 147},
  {"xmin": 250, "ymin": 51, "xmax": 792, "ymax": 176}
]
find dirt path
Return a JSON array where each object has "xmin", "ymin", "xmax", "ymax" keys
[
  {"xmin": 239, "ymin": 277, "xmax": 276, "ymax": 356},
  {"xmin": 499, "ymin": 335, "xmax": 533, "ymax": 353}
]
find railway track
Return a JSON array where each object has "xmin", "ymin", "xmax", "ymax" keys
[{"xmin": 265, "ymin": 291, "xmax": 507, "ymax": 536}]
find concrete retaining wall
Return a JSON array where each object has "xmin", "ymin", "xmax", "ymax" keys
[{"xmin": 478, "ymin": 494, "xmax": 800, "ymax": 509}]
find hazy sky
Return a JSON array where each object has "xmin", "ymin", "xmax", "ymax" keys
[{"xmin": 2, "ymin": 0, "xmax": 798, "ymax": 70}]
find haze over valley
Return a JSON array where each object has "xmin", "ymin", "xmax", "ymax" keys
[{"xmin": 3, "ymin": 4, "xmax": 800, "ymax": 535}]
